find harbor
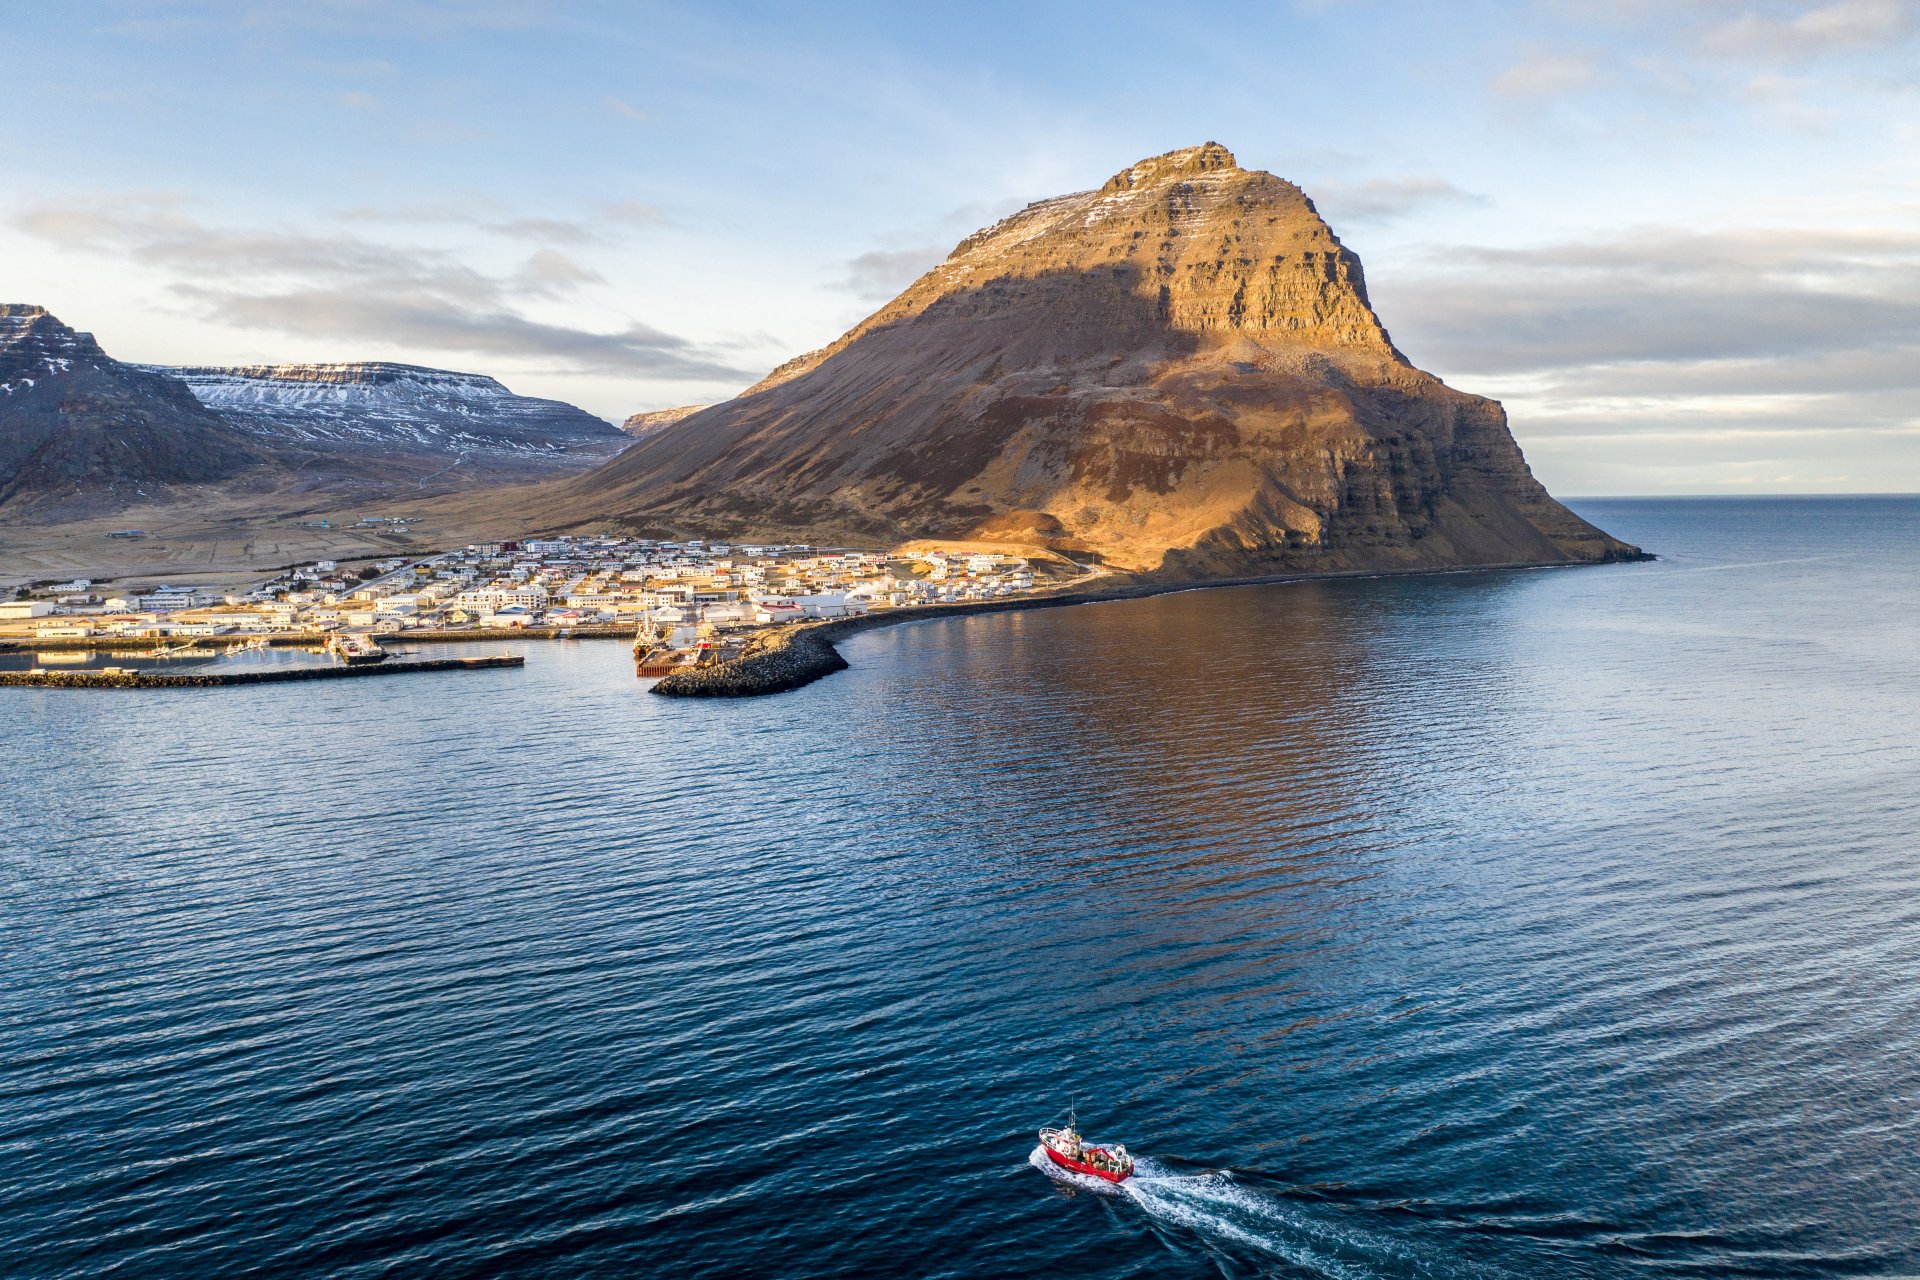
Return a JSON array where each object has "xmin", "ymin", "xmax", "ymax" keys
[{"xmin": 0, "ymin": 536, "xmax": 1081, "ymax": 657}]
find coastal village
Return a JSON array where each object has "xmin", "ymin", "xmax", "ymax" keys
[{"xmin": 0, "ymin": 535, "xmax": 1076, "ymax": 679}]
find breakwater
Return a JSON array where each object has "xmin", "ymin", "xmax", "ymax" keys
[
  {"xmin": 649, "ymin": 557, "xmax": 1622, "ymax": 698},
  {"xmin": 648, "ymin": 625, "xmax": 849, "ymax": 697},
  {"xmin": 0, "ymin": 654, "xmax": 524, "ymax": 689},
  {"xmin": 1, "ymin": 623, "xmax": 630, "ymax": 655}
]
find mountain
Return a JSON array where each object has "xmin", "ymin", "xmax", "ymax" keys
[
  {"xmin": 0, "ymin": 304, "xmax": 266, "ymax": 518},
  {"xmin": 623, "ymin": 404, "xmax": 708, "ymax": 438},
  {"xmin": 0, "ymin": 304, "xmax": 636, "ymax": 523},
  {"xmin": 551, "ymin": 143, "xmax": 1640, "ymax": 577},
  {"xmin": 153, "ymin": 363, "xmax": 628, "ymax": 474}
]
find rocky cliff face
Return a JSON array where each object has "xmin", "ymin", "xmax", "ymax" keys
[
  {"xmin": 555, "ymin": 143, "xmax": 1638, "ymax": 575},
  {"xmin": 623, "ymin": 405, "xmax": 708, "ymax": 438},
  {"xmin": 0, "ymin": 304, "xmax": 265, "ymax": 518},
  {"xmin": 155, "ymin": 363, "xmax": 627, "ymax": 468}
]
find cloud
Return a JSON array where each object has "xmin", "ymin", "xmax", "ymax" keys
[
  {"xmin": 335, "ymin": 202, "xmax": 474, "ymax": 224},
  {"xmin": 514, "ymin": 248, "xmax": 604, "ymax": 294},
  {"xmin": 1378, "ymin": 224, "xmax": 1920, "ymax": 444},
  {"xmin": 1392, "ymin": 225, "xmax": 1920, "ymax": 367},
  {"xmin": 176, "ymin": 284, "xmax": 745, "ymax": 379},
  {"xmin": 489, "ymin": 216, "xmax": 600, "ymax": 244},
  {"xmin": 833, "ymin": 199, "xmax": 1026, "ymax": 302},
  {"xmin": 1304, "ymin": 176, "xmax": 1486, "ymax": 225},
  {"xmin": 13, "ymin": 193, "xmax": 746, "ymax": 380},
  {"xmin": 102, "ymin": 0, "xmax": 559, "ymax": 39},
  {"xmin": 336, "ymin": 202, "xmax": 668, "ymax": 243},
  {"xmin": 601, "ymin": 199, "xmax": 668, "ymax": 227},
  {"xmin": 1490, "ymin": 50, "xmax": 1602, "ymax": 99},
  {"xmin": 1702, "ymin": 0, "xmax": 1920, "ymax": 60},
  {"xmin": 321, "ymin": 57, "xmax": 397, "ymax": 79},
  {"xmin": 602, "ymin": 95, "xmax": 650, "ymax": 122},
  {"xmin": 838, "ymin": 247, "xmax": 945, "ymax": 301}
]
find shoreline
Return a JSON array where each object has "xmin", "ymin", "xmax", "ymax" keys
[
  {"xmin": 0, "ymin": 654, "xmax": 526, "ymax": 689},
  {"xmin": 0, "ymin": 622, "xmax": 634, "ymax": 655},
  {"xmin": 649, "ymin": 555, "xmax": 1647, "ymax": 698}
]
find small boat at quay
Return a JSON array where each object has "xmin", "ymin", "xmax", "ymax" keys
[{"xmin": 1039, "ymin": 1117, "xmax": 1132, "ymax": 1183}]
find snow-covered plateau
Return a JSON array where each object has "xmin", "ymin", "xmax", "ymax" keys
[{"xmin": 140, "ymin": 362, "xmax": 627, "ymax": 461}]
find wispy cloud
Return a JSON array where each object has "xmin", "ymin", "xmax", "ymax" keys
[
  {"xmin": 13, "ymin": 193, "xmax": 746, "ymax": 380},
  {"xmin": 105, "ymin": 0, "xmax": 561, "ymax": 38},
  {"xmin": 176, "ymin": 283, "xmax": 739, "ymax": 378},
  {"xmin": 601, "ymin": 94, "xmax": 649, "ymax": 122},
  {"xmin": 334, "ymin": 200, "xmax": 668, "ymax": 244},
  {"xmin": 1490, "ymin": 50, "xmax": 1602, "ymax": 99},
  {"xmin": 601, "ymin": 199, "xmax": 667, "ymax": 227},
  {"xmin": 1305, "ymin": 176, "xmax": 1486, "ymax": 224},
  {"xmin": 1500, "ymin": 0, "xmax": 1920, "ymax": 108},
  {"xmin": 1701, "ymin": 0, "xmax": 1920, "ymax": 60},
  {"xmin": 1382, "ymin": 224, "xmax": 1920, "ymax": 441},
  {"xmin": 838, "ymin": 247, "xmax": 945, "ymax": 301},
  {"xmin": 833, "ymin": 198, "xmax": 1024, "ymax": 302}
]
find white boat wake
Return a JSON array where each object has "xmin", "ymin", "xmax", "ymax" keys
[{"xmin": 1030, "ymin": 1146, "xmax": 1501, "ymax": 1279}]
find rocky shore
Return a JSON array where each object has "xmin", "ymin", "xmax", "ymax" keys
[
  {"xmin": 649, "ymin": 623, "xmax": 850, "ymax": 697},
  {"xmin": 649, "ymin": 557, "xmax": 1646, "ymax": 699}
]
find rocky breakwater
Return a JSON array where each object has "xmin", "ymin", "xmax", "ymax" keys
[{"xmin": 649, "ymin": 622, "xmax": 851, "ymax": 697}]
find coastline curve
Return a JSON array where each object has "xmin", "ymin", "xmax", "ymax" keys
[{"xmin": 648, "ymin": 556, "xmax": 1651, "ymax": 699}]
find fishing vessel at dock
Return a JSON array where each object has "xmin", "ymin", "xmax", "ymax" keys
[
  {"xmin": 632, "ymin": 615, "xmax": 739, "ymax": 677},
  {"xmin": 326, "ymin": 633, "xmax": 388, "ymax": 666},
  {"xmin": 632, "ymin": 616, "xmax": 682, "ymax": 675}
]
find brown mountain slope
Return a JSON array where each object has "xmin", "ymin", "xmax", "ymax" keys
[{"xmin": 549, "ymin": 143, "xmax": 1640, "ymax": 575}]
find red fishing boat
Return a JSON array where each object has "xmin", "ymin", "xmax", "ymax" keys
[{"xmin": 1039, "ymin": 1117, "xmax": 1133, "ymax": 1183}]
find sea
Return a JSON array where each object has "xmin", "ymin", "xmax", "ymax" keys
[{"xmin": 5, "ymin": 496, "xmax": 1918, "ymax": 1279}]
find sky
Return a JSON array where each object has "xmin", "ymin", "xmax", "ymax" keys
[{"xmin": 4, "ymin": 0, "xmax": 1918, "ymax": 495}]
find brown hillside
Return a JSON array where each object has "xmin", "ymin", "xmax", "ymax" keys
[{"xmin": 547, "ymin": 143, "xmax": 1638, "ymax": 575}]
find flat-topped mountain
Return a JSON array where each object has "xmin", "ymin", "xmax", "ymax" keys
[
  {"xmin": 552, "ymin": 143, "xmax": 1639, "ymax": 576},
  {"xmin": 0, "ymin": 304, "xmax": 264, "ymax": 518},
  {"xmin": 154, "ymin": 363, "xmax": 626, "ymax": 466}
]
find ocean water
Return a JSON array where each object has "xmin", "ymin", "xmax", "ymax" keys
[{"xmin": 5, "ymin": 496, "xmax": 1918, "ymax": 1279}]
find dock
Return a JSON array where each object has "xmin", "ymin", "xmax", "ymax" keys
[{"xmin": 0, "ymin": 654, "xmax": 525, "ymax": 689}]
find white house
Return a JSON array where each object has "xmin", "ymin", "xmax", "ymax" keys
[{"xmin": 751, "ymin": 600, "xmax": 808, "ymax": 624}]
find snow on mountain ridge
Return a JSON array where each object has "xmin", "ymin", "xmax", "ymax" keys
[
  {"xmin": 170, "ymin": 362, "xmax": 514, "ymax": 392},
  {"xmin": 137, "ymin": 362, "xmax": 625, "ymax": 460}
]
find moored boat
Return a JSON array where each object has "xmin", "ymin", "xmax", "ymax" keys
[
  {"xmin": 326, "ymin": 633, "xmax": 389, "ymax": 666},
  {"xmin": 1039, "ymin": 1117, "xmax": 1132, "ymax": 1183}
]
